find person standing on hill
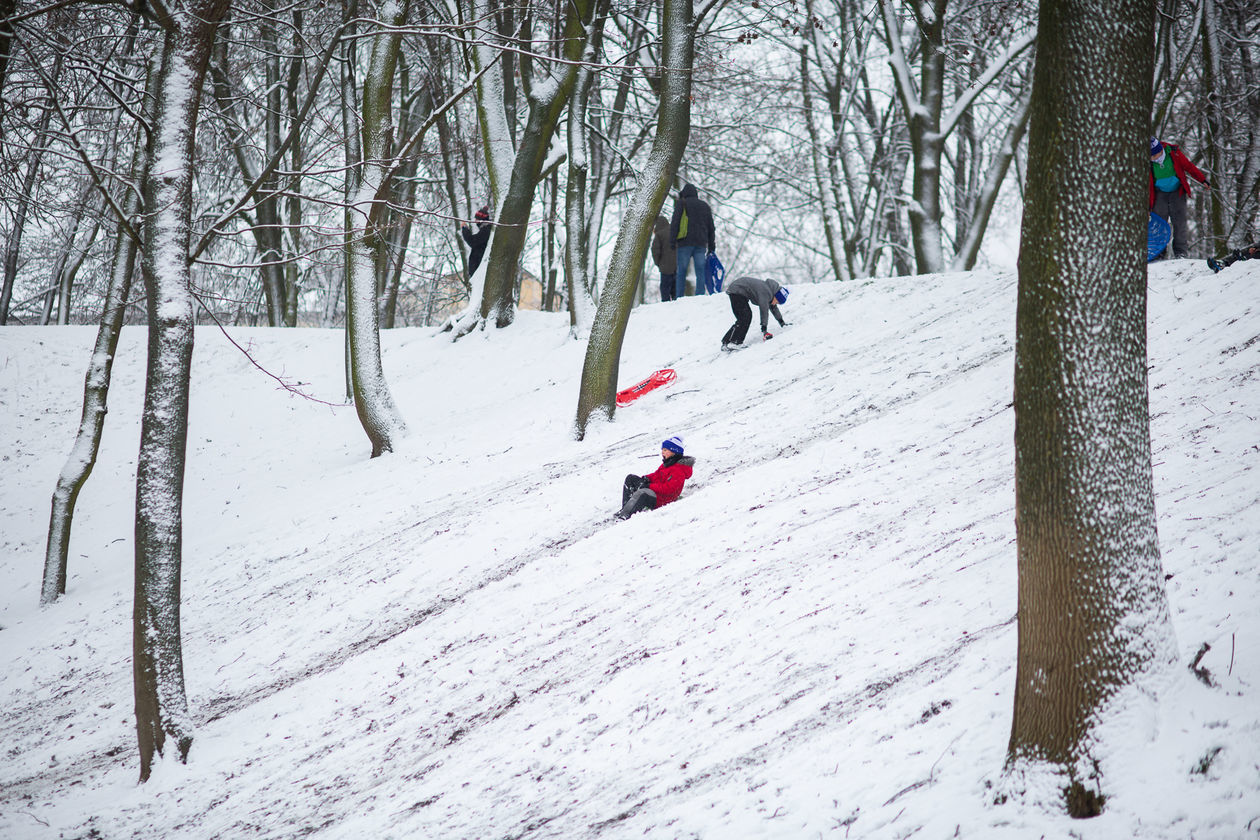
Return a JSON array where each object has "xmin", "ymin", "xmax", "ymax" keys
[
  {"xmin": 651, "ymin": 214, "xmax": 678, "ymax": 302},
  {"xmin": 460, "ymin": 205, "xmax": 492, "ymax": 277},
  {"xmin": 1149, "ymin": 137, "xmax": 1210, "ymax": 259},
  {"xmin": 721, "ymin": 276, "xmax": 788, "ymax": 350},
  {"xmin": 669, "ymin": 183, "xmax": 716, "ymax": 297}
]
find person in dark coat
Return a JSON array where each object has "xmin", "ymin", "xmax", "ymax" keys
[
  {"xmin": 460, "ymin": 205, "xmax": 492, "ymax": 277},
  {"xmin": 617, "ymin": 436, "xmax": 695, "ymax": 520},
  {"xmin": 721, "ymin": 277, "xmax": 788, "ymax": 350},
  {"xmin": 651, "ymin": 215, "xmax": 679, "ymax": 301},
  {"xmin": 1149, "ymin": 137, "xmax": 1210, "ymax": 259},
  {"xmin": 669, "ymin": 183, "xmax": 716, "ymax": 297}
]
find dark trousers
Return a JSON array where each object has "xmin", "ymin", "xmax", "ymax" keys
[
  {"xmin": 618, "ymin": 474, "xmax": 657, "ymax": 519},
  {"xmin": 722, "ymin": 294, "xmax": 753, "ymax": 346},
  {"xmin": 660, "ymin": 273, "xmax": 677, "ymax": 302},
  {"xmin": 1152, "ymin": 190, "xmax": 1189, "ymax": 258}
]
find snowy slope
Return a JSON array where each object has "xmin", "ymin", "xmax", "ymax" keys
[{"xmin": 0, "ymin": 261, "xmax": 1257, "ymax": 839}]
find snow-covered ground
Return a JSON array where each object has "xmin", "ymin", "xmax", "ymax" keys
[{"xmin": 1, "ymin": 261, "xmax": 1256, "ymax": 839}]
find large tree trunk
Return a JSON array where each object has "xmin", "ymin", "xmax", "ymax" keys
[
  {"xmin": 133, "ymin": 0, "xmax": 231, "ymax": 783},
  {"xmin": 345, "ymin": 0, "xmax": 409, "ymax": 456},
  {"xmin": 573, "ymin": 0, "xmax": 693, "ymax": 438},
  {"xmin": 1006, "ymin": 0, "xmax": 1177, "ymax": 816}
]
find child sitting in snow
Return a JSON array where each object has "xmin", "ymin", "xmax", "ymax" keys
[{"xmin": 616, "ymin": 436, "xmax": 695, "ymax": 520}]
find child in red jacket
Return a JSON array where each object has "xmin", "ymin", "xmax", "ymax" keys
[{"xmin": 616, "ymin": 436, "xmax": 695, "ymax": 520}]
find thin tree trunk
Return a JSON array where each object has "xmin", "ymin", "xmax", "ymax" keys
[
  {"xmin": 1, "ymin": 77, "xmax": 56, "ymax": 324},
  {"xmin": 799, "ymin": 28, "xmax": 849, "ymax": 283},
  {"xmin": 43, "ymin": 207, "xmax": 140, "ymax": 602},
  {"xmin": 345, "ymin": 0, "xmax": 409, "ymax": 456},
  {"xmin": 950, "ymin": 89, "xmax": 1032, "ymax": 271},
  {"xmin": 133, "ymin": 0, "xmax": 230, "ymax": 782},
  {"xmin": 1200, "ymin": 0, "xmax": 1227, "ymax": 254},
  {"xmin": 574, "ymin": 0, "xmax": 692, "ymax": 438}
]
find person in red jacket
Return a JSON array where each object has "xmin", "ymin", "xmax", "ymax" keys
[
  {"xmin": 1149, "ymin": 137, "xmax": 1210, "ymax": 259},
  {"xmin": 616, "ymin": 436, "xmax": 695, "ymax": 520}
]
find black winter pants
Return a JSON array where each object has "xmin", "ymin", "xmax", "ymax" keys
[
  {"xmin": 618, "ymin": 474, "xmax": 658, "ymax": 519},
  {"xmin": 722, "ymin": 294, "xmax": 753, "ymax": 346}
]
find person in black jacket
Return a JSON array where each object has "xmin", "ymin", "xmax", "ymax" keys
[
  {"xmin": 651, "ymin": 215, "xmax": 678, "ymax": 301},
  {"xmin": 669, "ymin": 183, "xmax": 716, "ymax": 297},
  {"xmin": 460, "ymin": 205, "xmax": 492, "ymax": 278}
]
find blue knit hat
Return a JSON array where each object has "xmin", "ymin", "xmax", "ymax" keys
[
  {"xmin": 662, "ymin": 436, "xmax": 685, "ymax": 455},
  {"xmin": 1149, "ymin": 137, "xmax": 1162, "ymax": 155},
  {"xmin": 774, "ymin": 286, "xmax": 789, "ymax": 305}
]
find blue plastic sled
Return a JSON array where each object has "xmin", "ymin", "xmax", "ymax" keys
[
  {"xmin": 708, "ymin": 252, "xmax": 726, "ymax": 292},
  {"xmin": 1147, "ymin": 212, "xmax": 1172, "ymax": 262}
]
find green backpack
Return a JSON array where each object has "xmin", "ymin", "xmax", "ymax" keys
[{"xmin": 676, "ymin": 208, "xmax": 689, "ymax": 240}]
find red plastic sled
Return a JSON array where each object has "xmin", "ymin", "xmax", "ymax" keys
[{"xmin": 616, "ymin": 368, "xmax": 677, "ymax": 407}]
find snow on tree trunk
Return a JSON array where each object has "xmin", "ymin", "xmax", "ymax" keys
[
  {"xmin": 1004, "ymin": 0, "xmax": 1178, "ymax": 816},
  {"xmin": 882, "ymin": 0, "xmax": 1034, "ymax": 275},
  {"xmin": 345, "ymin": 0, "xmax": 409, "ymax": 457},
  {"xmin": 564, "ymin": 37, "xmax": 600, "ymax": 339},
  {"xmin": 469, "ymin": 0, "xmax": 601, "ymax": 332},
  {"xmin": 949, "ymin": 89, "xmax": 1032, "ymax": 272},
  {"xmin": 43, "ymin": 184, "xmax": 141, "ymax": 604},
  {"xmin": 573, "ymin": 0, "xmax": 692, "ymax": 439},
  {"xmin": 446, "ymin": 0, "xmax": 514, "ymax": 336},
  {"xmin": 133, "ymin": 0, "xmax": 230, "ymax": 782}
]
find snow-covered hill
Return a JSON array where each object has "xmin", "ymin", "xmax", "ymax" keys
[{"xmin": 1, "ymin": 261, "xmax": 1256, "ymax": 839}]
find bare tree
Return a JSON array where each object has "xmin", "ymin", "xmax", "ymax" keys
[
  {"xmin": 574, "ymin": 0, "xmax": 694, "ymax": 438},
  {"xmin": 453, "ymin": 0, "xmax": 606, "ymax": 334},
  {"xmin": 1005, "ymin": 0, "xmax": 1178, "ymax": 816},
  {"xmin": 42, "ymin": 158, "xmax": 143, "ymax": 603},
  {"xmin": 880, "ymin": 0, "xmax": 1036, "ymax": 274},
  {"xmin": 133, "ymin": 0, "xmax": 232, "ymax": 782},
  {"xmin": 344, "ymin": 0, "xmax": 411, "ymax": 456}
]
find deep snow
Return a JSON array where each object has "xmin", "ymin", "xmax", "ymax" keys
[{"xmin": 1, "ymin": 261, "xmax": 1257, "ymax": 839}]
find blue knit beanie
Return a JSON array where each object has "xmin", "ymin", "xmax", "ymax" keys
[
  {"xmin": 662, "ymin": 436, "xmax": 685, "ymax": 455},
  {"xmin": 1150, "ymin": 137, "xmax": 1162, "ymax": 156},
  {"xmin": 774, "ymin": 286, "xmax": 789, "ymax": 305}
]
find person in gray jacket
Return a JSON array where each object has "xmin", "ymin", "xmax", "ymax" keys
[{"xmin": 721, "ymin": 277, "xmax": 788, "ymax": 350}]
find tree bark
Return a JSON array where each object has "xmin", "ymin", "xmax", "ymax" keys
[
  {"xmin": 133, "ymin": 0, "xmax": 231, "ymax": 782},
  {"xmin": 574, "ymin": 0, "xmax": 693, "ymax": 438},
  {"xmin": 1006, "ymin": 0, "xmax": 1177, "ymax": 815},
  {"xmin": 43, "ymin": 207, "xmax": 139, "ymax": 603},
  {"xmin": 474, "ymin": 0, "xmax": 601, "ymax": 330},
  {"xmin": 345, "ymin": 0, "xmax": 410, "ymax": 456}
]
